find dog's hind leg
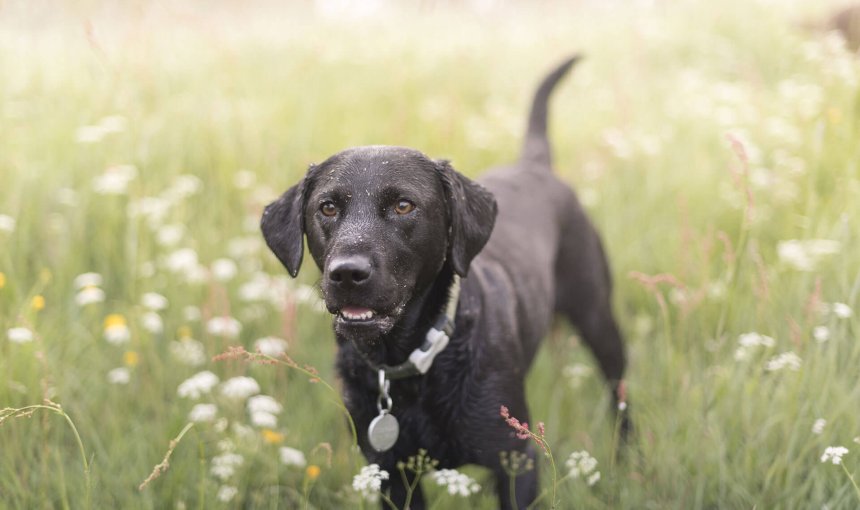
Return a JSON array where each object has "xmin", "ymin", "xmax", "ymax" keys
[{"xmin": 554, "ymin": 210, "xmax": 632, "ymax": 439}]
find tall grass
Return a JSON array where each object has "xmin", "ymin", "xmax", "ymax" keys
[{"xmin": 1, "ymin": 0, "xmax": 858, "ymax": 508}]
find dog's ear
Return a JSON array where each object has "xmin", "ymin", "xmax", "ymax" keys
[
  {"xmin": 436, "ymin": 160, "xmax": 498, "ymax": 277},
  {"xmin": 261, "ymin": 167, "xmax": 315, "ymax": 278}
]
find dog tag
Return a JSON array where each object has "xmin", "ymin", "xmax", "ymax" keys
[{"xmin": 368, "ymin": 411, "xmax": 399, "ymax": 452}]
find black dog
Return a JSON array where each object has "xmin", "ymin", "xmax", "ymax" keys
[{"xmin": 262, "ymin": 56, "xmax": 629, "ymax": 509}]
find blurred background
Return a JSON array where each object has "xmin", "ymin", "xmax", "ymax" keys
[{"xmin": 1, "ymin": 0, "xmax": 858, "ymax": 508}]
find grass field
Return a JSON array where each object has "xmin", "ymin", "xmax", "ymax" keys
[{"xmin": 2, "ymin": 0, "xmax": 859, "ymax": 508}]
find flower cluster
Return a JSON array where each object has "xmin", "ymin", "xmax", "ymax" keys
[
  {"xmin": 74, "ymin": 272, "xmax": 105, "ymax": 306},
  {"xmin": 352, "ymin": 464, "xmax": 389, "ymax": 501},
  {"xmin": 820, "ymin": 446, "xmax": 849, "ymax": 465},
  {"xmin": 764, "ymin": 351, "xmax": 802, "ymax": 372},
  {"xmin": 734, "ymin": 332, "xmax": 775, "ymax": 361},
  {"xmin": 7, "ymin": 327, "xmax": 34, "ymax": 344},
  {"xmin": 566, "ymin": 450, "xmax": 601, "ymax": 486},
  {"xmin": 429, "ymin": 469, "xmax": 481, "ymax": 496}
]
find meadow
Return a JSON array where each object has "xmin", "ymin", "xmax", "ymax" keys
[{"xmin": 1, "ymin": 0, "xmax": 859, "ymax": 508}]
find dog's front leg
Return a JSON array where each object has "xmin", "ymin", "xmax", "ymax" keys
[{"xmin": 382, "ymin": 467, "xmax": 426, "ymax": 510}]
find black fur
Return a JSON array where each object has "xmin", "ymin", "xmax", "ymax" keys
[{"xmin": 262, "ymin": 56, "xmax": 629, "ymax": 509}]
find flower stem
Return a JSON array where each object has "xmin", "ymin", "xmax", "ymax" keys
[
  {"xmin": 1, "ymin": 404, "xmax": 91, "ymax": 509},
  {"xmin": 843, "ymin": 464, "xmax": 860, "ymax": 501}
]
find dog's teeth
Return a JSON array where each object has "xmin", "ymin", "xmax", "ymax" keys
[{"xmin": 341, "ymin": 309, "xmax": 374, "ymax": 321}]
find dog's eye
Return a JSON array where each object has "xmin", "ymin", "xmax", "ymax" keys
[
  {"xmin": 320, "ymin": 201, "xmax": 338, "ymax": 217},
  {"xmin": 394, "ymin": 199, "xmax": 415, "ymax": 215}
]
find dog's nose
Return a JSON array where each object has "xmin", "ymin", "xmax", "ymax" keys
[{"xmin": 328, "ymin": 256, "xmax": 372, "ymax": 287}]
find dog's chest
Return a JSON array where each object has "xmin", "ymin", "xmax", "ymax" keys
[{"xmin": 342, "ymin": 371, "xmax": 473, "ymax": 465}]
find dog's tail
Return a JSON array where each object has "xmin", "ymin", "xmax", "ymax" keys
[{"xmin": 520, "ymin": 54, "xmax": 581, "ymax": 169}]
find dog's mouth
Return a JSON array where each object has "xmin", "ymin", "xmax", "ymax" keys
[
  {"xmin": 330, "ymin": 302, "xmax": 401, "ymax": 342},
  {"xmin": 337, "ymin": 306, "xmax": 378, "ymax": 323}
]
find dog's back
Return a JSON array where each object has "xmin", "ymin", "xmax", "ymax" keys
[{"xmin": 474, "ymin": 56, "xmax": 629, "ymax": 415}]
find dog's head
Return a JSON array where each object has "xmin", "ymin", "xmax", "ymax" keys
[{"xmin": 261, "ymin": 146, "xmax": 497, "ymax": 345}]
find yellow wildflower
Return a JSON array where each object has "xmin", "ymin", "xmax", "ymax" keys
[
  {"xmin": 261, "ymin": 429, "xmax": 285, "ymax": 444},
  {"xmin": 0, "ymin": 272, "xmax": 6, "ymax": 288},
  {"xmin": 827, "ymin": 107, "xmax": 842, "ymax": 125},
  {"xmin": 306, "ymin": 465, "xmax": 321, "ymax": 480},
  {"xmin": 177, "ymin": 325, "xmax": 193, "ymax": 339},
  {"xmin": 31, "ymin": 295, "xmax": 45, "ymax": 311},
  {"xmin": 123, "ymin": 351, "xmax": 140, "ymax": 367},
  {"xmin": 104, "ymin": 314, "xmax": 127, "ymax": 328}
]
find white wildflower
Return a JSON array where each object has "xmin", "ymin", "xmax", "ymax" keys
[
  {"xmin": 74, "ymin": 272, "xmax": 103, "ymax": 289},
  {"xmin": 211, "ymin": 258, "xmax": 238, "ymax": 282},
  {"xmin": 156, "ymin": 224, "xmax": 185, "ymax": 247},
  {"xmin": 821, "ymin": 446, "xmax": 849, "ymax": 465},
  {"xmin": 75, "ymin": 287, "xmax": 105, "ymax": 306},
  {"xmin": 188, "ymin": 403, "xmax": 218, "ymax": 423},
  {"xmin": 238, "ymin": 273, "xmax": 271, "ymax": 302},
  {"xmin": 0, "ymin": 214, "xmax": 15, "ymax": 233},
  {"xmin": 812, "ymin": 419, "xmax": 826, "ymax": 435},
  {"xmin": 141, "ymin": 292, "xmax": 168, "ymax": 311},
  {"xmin": 813, "ymin": 326, "xmax": 830, "ymax": 343},
  {"xmin": 107, "ymin": 367, "xmax": 130, "ymax": 385},
  {"xmin": 764, "ymin": 351, "xmax": 802, "ymax": 372},
  {"xmin": 250, "ymin": 411, "xmax": 278, "ymax": 428},
  {"xmin": 832, "ymin": 302, "xmax": 853, "ymax": 319},
  {"xmin": 234, "ymin": 170, "xmax": 256, "ymax": 189},
  {"xmin": 430, "ymin": 469, "xmax": 481, "ymax": 496},
  {"xmin": 216, "ymin": 485, "xmax": 238, "ymax": 502},
  {"xmin": 248, "ymin": 395, "xmax": 283, "ymax": 415},
  {"xmin": 128, "ymin": 197, "xmax": 171, "ymax": 227},
  {"xmin": 163, "ymin": 175, "xmax": 203, "ymax": 201},
  {"xmin": 7, "ymin": 327, "xmax": 34, "ymax": 344},
  {"xmin": 254, "ymin": 336, "xmax": 289, "ymax": 357},
  {"xmin": 206, "ymin": 316, "xmax": 242, "ymax": 338},
  {"xmin": 93, "ymin": 165, "xmax": 137, "ymax": 195},
  {"xmin": 211, "ymin": 452, "xmax": 244, "ymax": 480},
  {"xmin": 739, "ymin": 332, "xmax": 775, "ymax": 347},
  {"xmin": 141, "ymin": 312, "xmax": 164, "ymax": 334},
  {"xmin": 183, "ymin": 306, "xmax": 201, "ymax": 321},
  {"xmin": 777, "ymin": 239, "xmax": 840, "ymax": 272},
  {"xmin": 734, "ymin": 332, "xmax": 775, "ymax": 361},
  {"xmin": 220, "ymin": 376, "xmax": 260, "ymax": 400},
  {"xmin": 352, "ymin": 464, "xmax": 389, "ymax": 501},
  {"xmin": 170, "ymin": 339, "xmax": 206, "ymax": 366},
  {"xmin": 165, "ymin": 248, "xmax": 199, "ymax": 274},
  {"xmin": 177, "ymin": 371, "xmax": 220, "ymax": 399},
  {"xmin": 566, "ymin": 450, "xmax": 600, "ymax": 484},
  {"xmin": 104, "ymin": 322, "xmax": 131, "ymax": 345},
  {"xmin": 279, "ymin": 447, "xmax": 307, "ymax": 467}
]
